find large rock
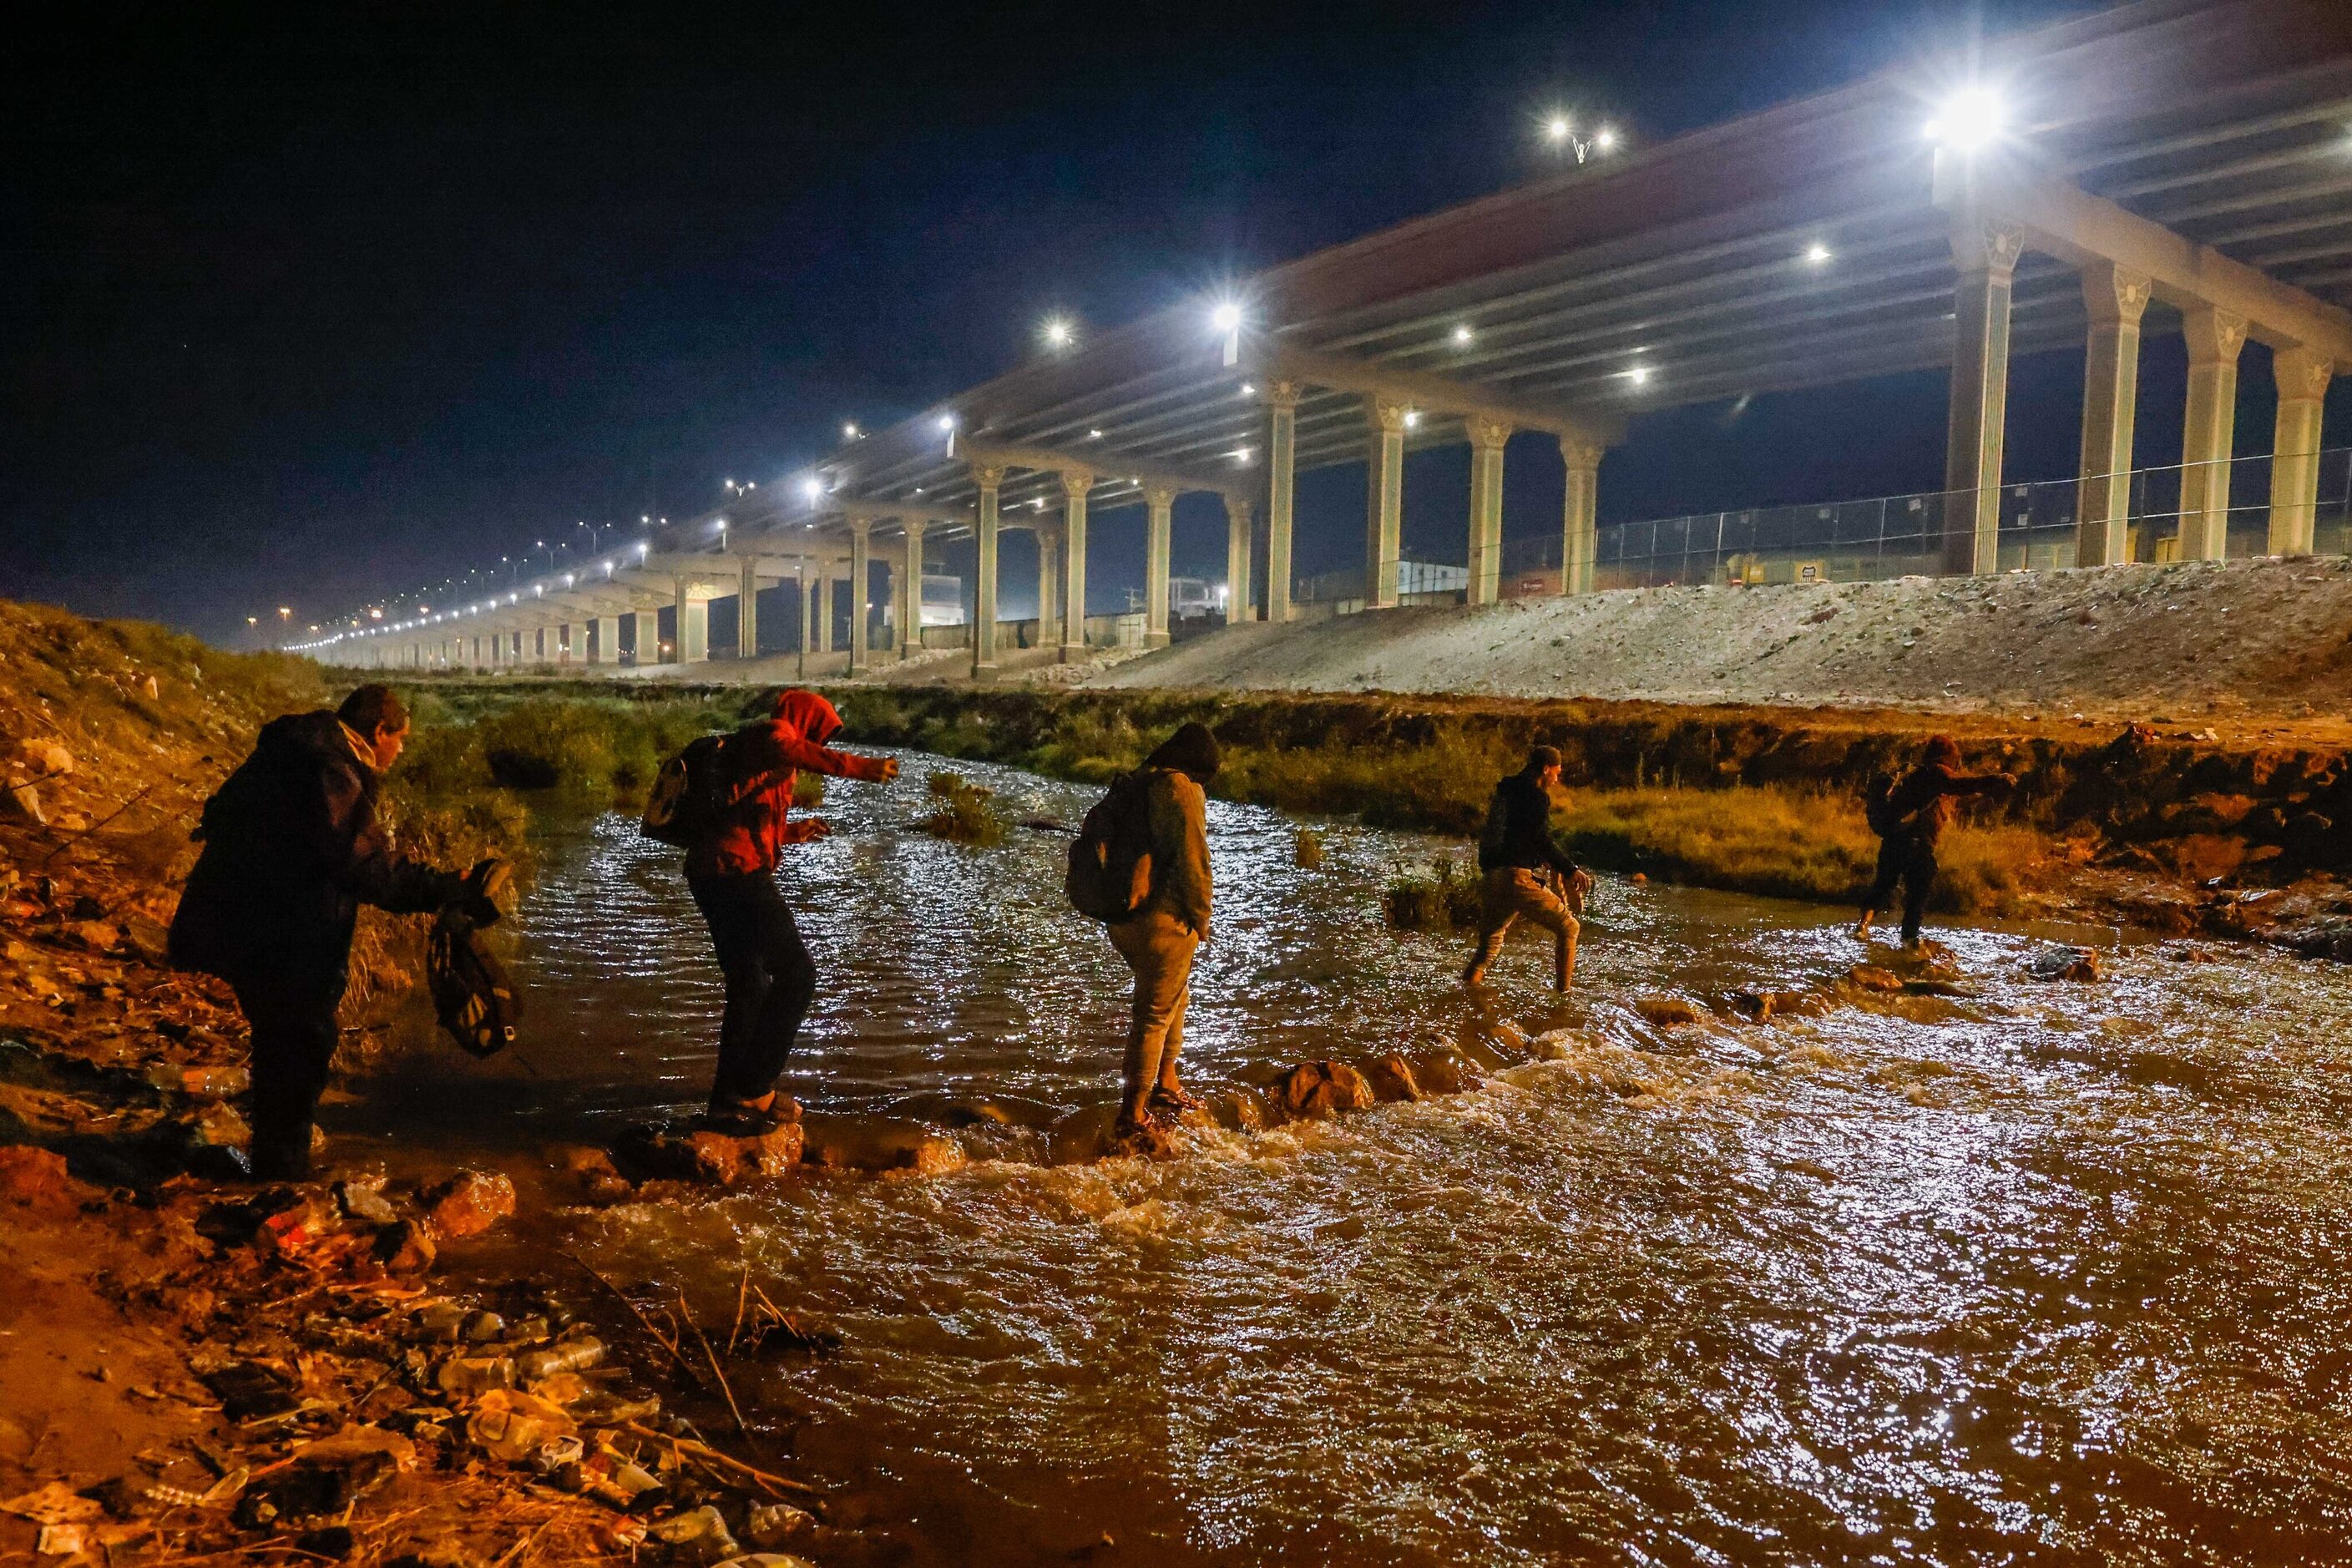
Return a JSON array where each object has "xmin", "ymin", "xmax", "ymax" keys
[
  {"xmin": 425, "ymin": 1171, "xmax": 515, "ymax": 1238},
  {"xmin": 1279, "ymin": 1061, "xmax": 1373, "ymax": 1120},
  {"xmin": 1361, "ymin": 1054, "xmax": 1424, "ymax": 1103}
]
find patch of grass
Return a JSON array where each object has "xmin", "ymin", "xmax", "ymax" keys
[
  {"xmin": 1383, "ymin": 857, "xmax": 1483, "ymax": 933},
  {"xmin": 918, "ymin": 772, "xmax": 1003, "ymax": 847}
]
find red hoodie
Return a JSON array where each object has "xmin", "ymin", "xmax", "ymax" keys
[{"xmin": 685, "ymin": 690, "xmax": 893, "ymax": 878}]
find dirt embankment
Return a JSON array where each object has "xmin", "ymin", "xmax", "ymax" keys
[{"xmin": 1093, "ymin": 555, "xmax": 2352, "ymax": 729}]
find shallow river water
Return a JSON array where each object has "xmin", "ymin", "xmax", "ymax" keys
[{"xmin": 352, "ymin": 749, "xmax": 2352, "ymax": 1565}]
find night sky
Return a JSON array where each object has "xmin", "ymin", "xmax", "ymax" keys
[{"xmin": 18, "ymin": 0, "xmax": 2299, "ymax": 645}]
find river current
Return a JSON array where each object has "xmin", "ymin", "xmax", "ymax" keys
[{"xmin": 352, "ymin": 748, "xmax": 2352, "ymax": 1565}]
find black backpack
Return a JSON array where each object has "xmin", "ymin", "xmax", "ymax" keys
[
  {"xmin": 1065, "ymin": 771, "xmax": 1156, "ymax": 922},
  {"xmin": 427, "ymin": 912, "xmax": 520, "ymax": 1058},
  {"xmin": 640, "ymin": 734, "xmax": 730, "ymax": 847}
]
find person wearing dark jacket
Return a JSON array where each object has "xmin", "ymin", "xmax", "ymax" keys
[
  {"xmin": 1854, "ymin": 734, "xmax": 2015, "ymax": 947},
  {"xmin": 1463, "ymin": 746, "xmax": 1593, "ymax": 991},
  {"xmin": 169, "ymin": 685, "xmax": 500, "ymax": 1179},
  {"xmin": 1108, "ymin": 722, "xmax": 1218, "ymax": 1138},
  {"xmin": 684, "ymin": 689, "xmax": 898, "ymax": 1132}
]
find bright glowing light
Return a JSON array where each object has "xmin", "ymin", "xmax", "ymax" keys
[
  {"xmin": 1403, "ymin": 410, "xmax": 1422, "ymax": 430},
  {"xmin": 245, "ymin": 615, "xmax": 258, "ymax": 626},
  {"xmin": 1451, "ymin": 324, "xmax": 1474, "ymax": 346},
  {"xmin": 1042, "ymin": 316, "xmax": 1075, "ymax": 349},
  {"xmin": 1211, "ymin": 302, "xmax": 1243, "ymax": 334},
  {"xmin": 1232, "ymin": 446, "xmax": 1254, "ymax": 463},
  {"xmin": 1593, "ymin": 125, "xmax": 1619, "ymax": 151},
  {"xmin": 1087, "ymin": 428, "xmax": 1103, "ymax": 440},
  {"xmin": 801, "ymin": 478, "xmax": 824, "ymax": 502},
  {"xmin": 1544, "ymin": 114, "xmax": 1571, "ymax": 144},
  {"xmin": 937, "ymin": 413, "xmax": 956, "ymax": 432},
  {"xmin": 636, "ymin": 542, "xmax": 650, "ymax": 559},
  {"xmin": 842, "ymin": 422, "xmax": 860, "ymax": 440},
  {"xmin": 1805, "ymin": 241, "xmax": 1832, "ymax": 264},
  {"xmin": 276, "ymin": 606, "xmax": 291, "ymax": 620},
  {"xmin": 1926, "ymin": 87, "xmax": 2004, "ymax": 150},
  {"xmin": 1239, "ymin": 382, "xmax": 1255, "ymax": 397},
  {"xmin": 1626, "ymin": 364, "xmax": 1652, "ymax": 387}
]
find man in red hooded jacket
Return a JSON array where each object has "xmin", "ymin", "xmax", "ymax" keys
[{"xmin": 685, "ymin": 689, "xmax": 898, "ymax": 1130}]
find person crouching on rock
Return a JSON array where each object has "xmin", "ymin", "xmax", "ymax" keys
[
  {"xmin": 1854, "ymin": 734, "xmax": 2015, "ymax": 948},
  {"xmin": 1462, "ymin": 745, "xmax": 1593, "ymax": 992},
  {"xmin": 1084, "ymin": 722, "xmax": 1218, "ymax": 1142},
  {"xmin": 683, "ymin": 689, "xmax": 898, "ymax": 1134},
  {"xmin": 169, "ymin": 683, "xmax": 504, "ymax": 1181}
]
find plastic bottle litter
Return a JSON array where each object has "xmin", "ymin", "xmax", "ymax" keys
[{"xmin": 516, "ymin": 1334, "xmax": 604, "ymax": 1383}]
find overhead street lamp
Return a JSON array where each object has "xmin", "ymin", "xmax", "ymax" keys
[{"xmin": 1540, "ymin": 113, "xmax": 1621, "ymax": 164}]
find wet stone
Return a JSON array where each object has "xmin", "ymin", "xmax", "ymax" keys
[
  {"xmin": 1280, "ymin": 1060, "xmax": 1373, "ymax": 1120},
  {"xmin": 1635, "ymin": 995, "xmax": 1703, "ymax": 1027},
  {"xmin": 2028, "ymin": 945, "xmax": 2103, "ymax": 982},
  {"xmin": 1362, "ymin": 1054, "xmax": 1424, "ymax": 1102},
  {"xmin": 424, "ymin": 1171, "xmax": 514, "ymax": 1239}
]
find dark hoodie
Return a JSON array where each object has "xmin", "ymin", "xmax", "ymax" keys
[
  {"xmin": 686, "ymin": 690, "xmax": 894, "ymax": 878},
  {"xmin": 1880, "ymin": 736, "xmax": 2008, "ymax": 850},
  {"xmin": 169, "ymin": 710, "xmax": 463, "ymax": 984}
]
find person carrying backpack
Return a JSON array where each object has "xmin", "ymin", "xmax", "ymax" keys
[
  {"xmin": 1067, "ymin": 721, "xmax": 1218, "ymax": 1139},
  {"xmin": 1854, "ymin": 734, "xmax": 2014, "ymax": 948},
  {"xmin": 650, "ymin": 689, "xmax": 898, "ymax": 1132},
  {"xmin": 1462, "ymin": 745, "xmax": 1591, "ymax": 992}
]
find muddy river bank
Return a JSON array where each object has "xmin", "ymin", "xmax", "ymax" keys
[{"xmin": 325, "ymin": 746, "xmax": 2352, "ymax": 1565}]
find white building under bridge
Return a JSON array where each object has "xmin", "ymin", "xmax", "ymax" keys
[{"xmin": 306, "ymin": 0, "xmax": 2352, "ymax": 675}]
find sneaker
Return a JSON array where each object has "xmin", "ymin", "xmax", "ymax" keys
[
  {"xmin": 695, "ymin": 1096, "xmax": 801, "ymax": 1137},
  {"xmin": 1149, "ymin": 1085, "xmax": 1205, "ymax": 1114}
]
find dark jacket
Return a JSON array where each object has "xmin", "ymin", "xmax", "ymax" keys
[
  {"xmin": 1476, "ymin": 771, "xmax": 1581, "ymax": 878},
  {"xmin": 169, "ymin": 711, "xmax": 463, "ymax": 984},
  {"xmin": 1879, "ymin": 762, "xmax": 2008, "ymax": 851},
  {"xmin": 685, "ymin": 690, "xmax": 893, "ymax": 879},
  {"xmin": 1136, "ymin": 767, "xmax": 1213, "ymax": 935}
]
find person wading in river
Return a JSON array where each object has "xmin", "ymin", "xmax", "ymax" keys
[
  {"xmin": 1462, "ymin": 745, "xmax": 1593, "ymax": 992},
  {"xmin": 1069, "ymin": 722, "xmax": 1218, "ymax": 1141},
  {"xmin": 1854, "ymin": 734, "xmax": 2015, "ymax": 948},
  {"xmin": 169, "ymin": 684, "xmax": 504, "ymax": 1180},
  {"xmin": 680, "ymin": 689, "xmax": 898, "ymax": 1133}
]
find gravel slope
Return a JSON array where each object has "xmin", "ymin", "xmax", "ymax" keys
[{"xmin": 1091, "ymin": 556, "xmax": 2352, "ymax": 721}]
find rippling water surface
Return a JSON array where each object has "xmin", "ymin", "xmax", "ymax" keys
[{"xmin": 355, "ymin": 749, "xmax": 2352, "ymax": 1565}]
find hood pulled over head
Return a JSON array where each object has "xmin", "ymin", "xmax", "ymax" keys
[
  {"xmin": 1145, "ymin": 721, "xmax": 1221, "ymax": 783},
  {"xmin": 771, "ymin": 689, "xmax": 842, "ymax": 745},
  {"xmin": 1921, "ymin": 733, "xmax": 1962, "ymax": 769}
]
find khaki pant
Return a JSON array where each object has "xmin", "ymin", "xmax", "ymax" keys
[
  {"xmin": 1109, "ymin": 908, "xmax": 1199, "ymax": 1114},
  {"xmin": 1465, "ymin": 868, "xmax": 1579, "ymax": 988}
]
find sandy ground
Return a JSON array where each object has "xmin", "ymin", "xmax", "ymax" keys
[{"xmin": 1089, "ymin": 556, "xmax": 2352, "ymax": 729}]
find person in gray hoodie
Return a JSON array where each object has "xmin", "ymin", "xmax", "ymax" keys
[{"xmin": 1109, "ymin": 722, "xmax": 1218, "ymax": 1137}]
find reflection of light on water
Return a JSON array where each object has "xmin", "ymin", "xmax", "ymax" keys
[{"xmin": 382, "ymin": 747, "xmax": 2352, "ymax": 1563}]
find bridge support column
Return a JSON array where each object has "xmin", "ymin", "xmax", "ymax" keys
[
  {"xmin": 629, "ymin": 609, "xmax": 657, "ymax": 666},
  {"xmin": 738, "ymin": 558, "xmax": 761, "ymax": 660},
  {"xmin": 1142, "ymin": 483, "xmax": 1176, "ymax": 646},
  {"xmin": 673, "ymin": 580, "xmax": 707, "ymax": 663},
  {"xmin": 1264, "ymin": 382, "xmax": 1299, "ymax": 621},
  {"xmin": 1060, "ymin": 473, "xmax": 1092, "ymax": 661},
  {"xmin": 847, "ymin": 523, "xmax": 872, "ymax": 675},
  {"xmin": 1366, "ymin": 399, "xmax": 1405, "ymax": 609},
  {"xmin": 1945, "ymin": 221, "xmax": 2023, "ymax": 575},
  {"xmin": 898, "ymin": 521, "xmax": 926, "ymax": 660},
  {"xmin": 1560, "ymin": 435, "xmax": 1602, "ymax": 594},
  {"xmin": 1036, "ymin": 525, "xmax": 1059, "ymax": 644},
  {"xmin": 2179, "ymin": 305, "xmax": 2247, "ymax": 562},
  {"xmin": 593, "ymin": 615, "xmax": 619, "ymax": 665},
  {"xmin": 559, "ymin": 624, "xmax": 574, "ymax": 665},
  {"xmin": 1224, "ymin": 496, "xmax": 1253, "ymax": 625},
  {"xmin": 797, "ymin": 567, "xmax": 817, "ymax": 680},
  {"xmin": 2268, "ymin": 347, "xmax": 2333, "ymax": 556},
  {"xmin": 1467, "ymin": 417, "xmax": 1510, "ymax": 604},
  {"xmin": 2075, "ymin": 262, "xmax": 2150, "ymax": 567},
  {"xmin": 971, "ymin": 466, "xmax": 1004, "ymax": 680}
]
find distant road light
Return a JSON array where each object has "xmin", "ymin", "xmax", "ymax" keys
[
  {"xmin": 1805, "ymin": 241, "xmax": 1832, "ymax": 264},
  {"xmin": 1403, "ymin": 410, "xmax": 1422, "ymax": 430},
  {"xmin": 1544, "ymin": 114, "xmax": 1570, "ymax": 144},
  {"xmin": 802, "ymin": 478, "xmax": 824, "ymax": 503},
  {"xmin": 276, "ymin": 606, "xmax": 291, "ymax": 620},
  {"xmin": 842, "ymin": 422, "xmax": 861, "ymax": 440},
  {"xmin": 1042, "ymin": 316, "xmax": 1075, "ymax": 349},
  {"xmin": 1626, "ymin": 365, "xmax": 1652, "ymax": 387},
  {"xmin": 937, "ymin": 413, "xmax": 956, "ymax": 432},
  {"xmin": 1452, "ymin": 324, "xmax": 1474, "ymax": 346},
  {"xmin": 1211, "ymin": 302, "xmax": 1242, "ymax": 335},
  {"xmin": 1593, "ymin": 125, "xmax": 1619, "ymax": 152}
]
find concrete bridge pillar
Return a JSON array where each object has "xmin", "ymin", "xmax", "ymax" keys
[
  {"xmin": 898, "ymin": 521, "xmax": 926, "ymax": 660},
  {"xmin": 736, "ymin": 560, "xmax": 760, "ymax": 660},
  {"xmin": 971, "ymin": 465, "xmax": 1004, "ymax": 680},
  {"xmin": 2075, "ymin": 261, "xmax": 2151, "ymax": 567},
  {"xmin": 1142, "ymin": 483, "xmax": 1176, "ymax": 647},
  {"xmin": 1224, "ymin": 495, "xmax": 1254, "ymax": 624},
  {"xmin": 1466, "ymin": 417, "xmax": 1511, "ymax": 604},
  {"xmin": 1945, "ymin": 220, "xmax": 2024, "ymax": 575},
  {"xmin": 628, "ymin": 609, "xmax": 655, "ymax": 666},
  {"xmin": 1060, "ymin": 472, "xmax": 1092, "ymax": 662},
  {"xmin": 1035, "ymin": 525, "xmax": 1059, "ymax": 645},
  {"xmin": 798, "ymin": 567, "xmax": 817, "ymax": 680},
  {"xmin": 847, "ymin": 523, "xmax": 872, "ymax": 675},
  {"xmin": 592, "ymin": 615, "xmax": 619, "ymax": 665},
  {"xmin": 2178, "ymin": 305, "xmax": 2247, "ymax": 562},
  {"xmin": 558, "ymin": 624, "xmax": 574, "ymax": 665},
  {"xmin": 1560, "ymin": 436, "xmax": 1602, "ymax": 594},
  {"xmin": 2268, "ymin": 347, "xmax": 2333, "ymax": 556},
  {"xmin": 1263, "ymin": 381, "xmax": 1299, "ymax": 622},
  {"xmin": 672, "ymin": 579, "xmax": 708, "ymax": 664},
  {"xmin": 1366, "ymin": 399, "xmax": 1405, "ymax": 609}
]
